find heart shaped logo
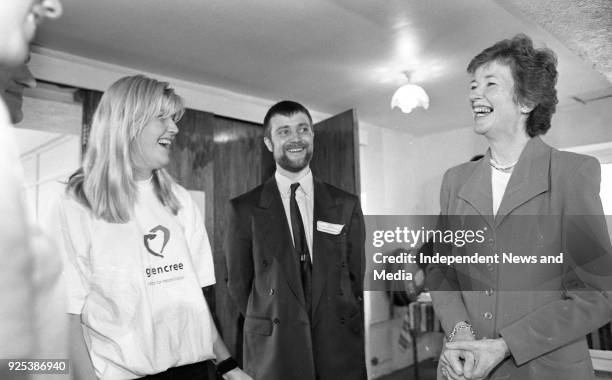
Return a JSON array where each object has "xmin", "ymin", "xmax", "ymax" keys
[{"xmin": 143, "ymin": 225, "xmax": 170, "ymax": 258}]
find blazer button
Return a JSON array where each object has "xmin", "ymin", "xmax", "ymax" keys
[
  {"xmin": 339, "ymin": 290, "xmax": 344, "ymax": 296},
  {"xmin": 262, "ymin": 260, "xmax": 269, "ymax": 267},
  {"xmin": 268, "ymin": 288, "xmax": 275, "ymax": 296},
  {"xmin": 357, "ymin": 295, "xmax": 363, "ymax": 302},
  {"xmin": 487, "ymin": 263, "xmax": 494, "ymax": 272},
  {"xmin": 340, "ymin": 317, "xmax": 346, "ymax": 324},
  {"xmin": 488, "ymin": 238, "xmax": 495, "ymax": 246},
  {"xmin": 484, "ymin": 312, "xmax": 493, "ymax": 320},
  {"xmin": 485, "ymin": 289, "xmax": 494, "ymax": 296},
  {"xmin": 341, "ymin": 262, "xmax": 346, "ymax": 268},
  {"xmin": 273, "ymin": 318, "xmax": 280, "ymax": 325}
]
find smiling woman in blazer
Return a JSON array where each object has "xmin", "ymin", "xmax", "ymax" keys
[{"xmin": 428, "ymin": 34, "xmax": 612, "ymax": 380}]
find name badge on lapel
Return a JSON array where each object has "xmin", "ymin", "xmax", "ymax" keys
[{"xmin": 316, "ymin": 220, "xmax": 344, "ymax": 235}]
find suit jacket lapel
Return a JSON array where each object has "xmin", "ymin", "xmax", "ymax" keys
[
  {"xmin": 458, "ymin": 155, "xmax": 495, "ymax": 229},
  {"xmin": 311, "ymin": 177, "xmax": 342, "ymax": 317},
  {"xmin": 495, "ymin": 137, "xmax": 550, "ymax": 227},
  {"xmin": 256, "ymin": 176, "xmax": 306, "ymax": 306}
]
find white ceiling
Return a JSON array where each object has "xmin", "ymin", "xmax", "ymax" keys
[{"xmin": 33, "ymin": 0, "xmax": 611, "ymax": 134}]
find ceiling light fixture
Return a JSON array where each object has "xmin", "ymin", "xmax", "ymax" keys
[{"xmin": 391, "ymin": 71, "xmax": 429, "ymax": 114}]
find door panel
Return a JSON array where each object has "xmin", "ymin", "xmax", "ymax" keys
[
  {"xmin": 213, "ymin": 116, "xmax": 269, "ymax": 360},
  {"xmin": 311, "ymin": 109, "xmax": 360, "ymax": 195}
]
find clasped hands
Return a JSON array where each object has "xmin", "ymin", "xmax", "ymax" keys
[{"xmin": 440, "ymin": 329, "xmax": 509, "ymax": 380}]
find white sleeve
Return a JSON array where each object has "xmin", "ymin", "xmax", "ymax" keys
[
  {"xmin": 179, "ymin": 188, "xmax": 216, "ymax": 287},
  {"xmin": 0, "ymin": 107, "xmax": 35, "ymax": 356},
  {"xmin": 44, "ymin": 196, "xmax": 92, "ymax": 314}
]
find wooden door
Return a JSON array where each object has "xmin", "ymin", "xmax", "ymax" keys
[
  {"xmin": 168, "ymin": 109, "xmax": 216, "ymax": 236},
  {"xmin": 76, "ymin": 89, "xmax": 103, "ymax": 155},
  {"xmin": 311, "ymin": 109, "xmax": 361, "ymax": 195},
  {"xmin": 212, "ymin": 116, "xmax": 271, "ymax": 361}
]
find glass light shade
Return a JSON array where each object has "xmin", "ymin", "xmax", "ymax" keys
[{"xmin": 391, "ymin": 83, "xmax": 430, "ymax": 113}]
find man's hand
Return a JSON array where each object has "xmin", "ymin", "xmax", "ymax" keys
[
  {"xmin": 223, "ymin": 368, "xmax": 254, "ymax": 380},
  {"xmin": 444, "ymin": 338, "xmax": 510, "ymax": 380}
]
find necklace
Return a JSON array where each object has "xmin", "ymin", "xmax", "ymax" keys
[{"xmin": 489, "ymin": 158, "xmax": 517, "ymax": 172}]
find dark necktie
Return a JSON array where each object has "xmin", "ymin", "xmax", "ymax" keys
[{"xmin": 290, "ymin": 182, "xmax": 312, "ymax": 314}]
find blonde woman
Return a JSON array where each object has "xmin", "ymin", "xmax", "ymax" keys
[{"xmin": 48, "ymin": 75, "xmax": 252, "ymax": 380}]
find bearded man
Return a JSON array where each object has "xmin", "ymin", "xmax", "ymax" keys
[{"xmin": 225, "ymin": 100, "xmax": 366, "ymax": 380}]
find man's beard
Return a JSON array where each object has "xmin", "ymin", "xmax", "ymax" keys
[{"xmin": 275, "ymin": 142, "xmax": 313, "ymax": 173}]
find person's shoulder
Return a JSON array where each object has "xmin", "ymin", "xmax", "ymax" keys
[
  {"xmin": 318, "ymin": 180, "xmax": 359, "ymax": 204},
  {"xmin": 230, "ymin": 182, "xmax": 266, "ymax": 207},
  {"xmin": 55, "ymin": 191, "xmax": 87, "ymax": 212},
  {"xmin": 48, "ymin": 190, "xmax": 92, "ymax": 223},
  {"xmin": 443, "ymin": 160, "xmax": 481, "ymax": 185},
  {"xmin": 550, "ymin": 148, "xmax": 600, "ymax": 187},
  {"xmin": 551, "ymin": 147, "xmax": 598, "ymax": 171}
]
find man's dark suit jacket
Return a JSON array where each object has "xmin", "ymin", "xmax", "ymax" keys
[{"xmin": 225, "ymin": 175, "xmax": 367, "ymax": 380}]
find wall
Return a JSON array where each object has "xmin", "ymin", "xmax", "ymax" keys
[
  {"xmin": 360, "ymin": 96, "xmax": 612, "ymax": 217},
  {"xmin": 359, "ymin": 123, "xmax": 487, "ymax": 216},
  {"xmin": 544, "ymin": 98, "xmax": 612, "ymax": 149},
  {"xmin": 30, "ymin": 46, "xmax": 375, "ymax": 131}
]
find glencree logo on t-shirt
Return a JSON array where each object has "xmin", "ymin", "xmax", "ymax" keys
[
  {"xmin": 143, "ymin": 225, "xmax": 185, "ymax": 282},
  {"xmin": 143, "ymin": 225, "xmax": 170, "ymax": 258}
]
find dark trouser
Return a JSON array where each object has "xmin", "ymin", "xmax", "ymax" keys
[{"xmin": 140, "ymin": 361, "xmax": 210, "ymax": 380}]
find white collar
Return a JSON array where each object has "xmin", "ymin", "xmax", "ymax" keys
[{"xmin": 275, "ymin": 168, "xmax": 313, "ymax": 198}]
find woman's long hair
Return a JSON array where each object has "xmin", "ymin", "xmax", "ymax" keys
[{"xmin": 67, "ymin": 74, "xmax": 184, "ymax": 223}]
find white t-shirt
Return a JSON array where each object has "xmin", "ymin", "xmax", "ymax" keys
[
  {"xmin": 49, "ymin": 179, "xmax": 216, "ymax": 379},
  {"xmin": 0, "ymin": 99, "xmax": 68, "ymax": 371}
]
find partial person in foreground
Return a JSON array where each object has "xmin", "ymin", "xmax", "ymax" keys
[
  {"xmin": 428, "ymin": 34, "xmax": 612, "ymax": 380},
  {"xmin": 48, "ymin": 75, "xmax": 252, "ymax": 380},
  {"xmin": 225, "ymin": 100, "xmax": 366, "ymax": 379},
  {"xmin": 0, "ymin": 1, "xmax": 65, "ymax": 379}
]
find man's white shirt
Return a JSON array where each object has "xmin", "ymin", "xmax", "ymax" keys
[{"xmin": 275, "ymin": 169, "xmax": 314, "ymax": 261}]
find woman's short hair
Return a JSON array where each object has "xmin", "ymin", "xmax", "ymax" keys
[
  {"xmin": 67, "ymin": 74, "xmax": 184, "ymax": 223},
  {"xmin": 467, "ymin": 34, "xmax": 558, "ymax": 137}
]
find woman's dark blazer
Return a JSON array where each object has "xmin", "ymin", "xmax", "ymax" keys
[{"xmin": 429, "ymin": 137, "xmax": 612, "ymax": 380}]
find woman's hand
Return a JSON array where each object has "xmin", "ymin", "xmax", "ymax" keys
[
  {"xmin": 439, "ymin": 325, "xmax": 476, "ymax": 380},
  {"xmin": 223, "ymin": 368, "xmax": 254, "ymax": 380},
  {"xmin": 444, "ymin": 338, "xmax": 510, "ymax": 380}
]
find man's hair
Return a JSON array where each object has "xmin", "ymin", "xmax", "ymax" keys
[
  {"xmin": 467, "ymin": 34, "xmax": 558, "ymax": 137},
  {"xmin": 263, "ymin": 100, "xmax": 313, "ymax": 138},
  {"xmin": 67, "ymin": 74, "xmax": 184, "ymax": 223}
]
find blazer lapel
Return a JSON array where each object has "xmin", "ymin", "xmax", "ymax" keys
[
  {"xmin": 256, "ymin": 176, "xmax": 306, "ymax": 306},
  {"xmin": 458, "ymin": 155, "xmax": 495, "ymax": 229},
  {"xmin": 312, "ymin": 178, "xmax": 346, "ymax": 315},
  {"xmin": 311, "ymin": 177, "xmax": 342, "ymax": 317},
  {"xmin": 495, "ymin": 137, "xmax": 551, "ymax": 227}
]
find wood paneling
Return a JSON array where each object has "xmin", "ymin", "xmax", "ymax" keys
[
  {"xmin": 76, "ymin": 89, "xmax": 103, "ymax": 155},
  {"xmin": 168, "ymin": 109, "xmax": 216, "ymax": 241},
  {"xmin": 311, "ymin": 109, "xmax": 360, "ymax": 195},
  {"xmin": 166, "ymin": 109, "xmax": 217, "ymax": 379},
  {"xmin": 213, "ymin": 116, "xmax": 271, "ymax": 361}
]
